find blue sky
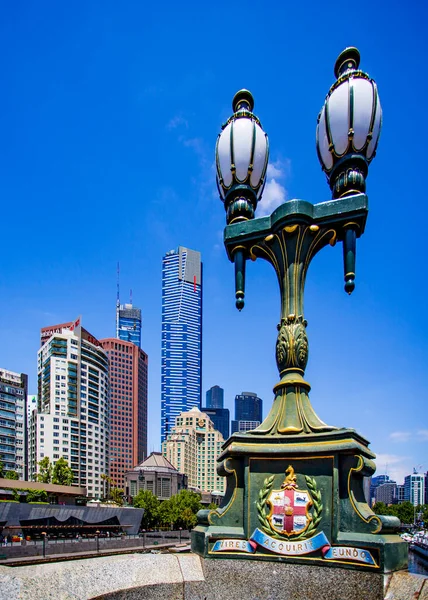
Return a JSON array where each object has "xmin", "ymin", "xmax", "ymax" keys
[{"xmin": 0, "ymin": 1, "xmax": 427, "ymax": 485}]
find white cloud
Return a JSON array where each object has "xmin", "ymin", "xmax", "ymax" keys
[
  {"xmin": 167, "ymin": 115, "xmax": 189, "ymax": 130},
  {"xmin": 417, "ymin": 430, "xmax": 428, "ymax": 440},
  {"xmin": 389, "ymin": 431, "xmax": 411, "ymax": 443},
  {"xmin": 257, "ymin": 158, "xmax": 290, "ymax": 217},
  {"xmin": 374, "ymin": 453, "xmax": 410, "ymax": 485}
]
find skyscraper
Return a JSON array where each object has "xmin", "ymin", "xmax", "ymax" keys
[
  {"xmin": 231, "ymin": 391, "xmax": 263, "ymax": 434},
  {"xmin": 0, "ymin": 369, "xmax": 28, "ymax": 479},
  {"xmin": 161, "ymin": 246, "xmax": 202, "ymax": 442},
  {"xmin": 116, "ymin": 303, "xmax": 142, "ymax": 348},
  {"xmin": 100, "ymin": 338, "xmax": 148, "ymax": 488},
  {"xmin": 205, "ymin": 385, "xmax": 224, "ymax": 409},
  {"xmin": 29, "ymin": 319, "xmax": 109, "ymax": 498}
]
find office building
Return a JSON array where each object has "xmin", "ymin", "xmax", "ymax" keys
[
  {"xmin": 116, "ymin": 303, "xmax": 142, "ymax": 348},
  {"xmin": 162, "ymin": 407, "xmax": 225, "ymax": 493},
  {"xmin": 231, "ymin": 391, "xmax": 262, "ymax": 434},
  {"xmin": 29, "ymin": 319, "xmax": 109, "ymax": 498},
  {"xmin": 404, "ymin": 472, "xmax": 425, "ymax": 506},
  {"xmin": 0, "ymin": 369, "xmax": 28, "ymax": 479},
  {"xmin": 397, "ymin": 484, "xmax": 405, "ymax": 504},
  {"xmin": 100, "ymin": 338, "xmax": 148, "ymax": 488},
  {"xmin": 205, "ymin": 385, "xmax": 224, "ymax": 409},
  {"xmin": 161, "ymin": 246, "xmax": 202, "ymax": 442},
  {"xmin": 374, "ymin": 481, "xmax": 397, "ymax": 505},
  {"xmin": 202, "ymin": 407, "xmax": 230, "ymax": 441},
  {"xmin": 124, "ymin": 452, "xmax": 187, "ymax": 501},
  {"xmin": 369, "ymin": 474, "xmax": 390, "ymax": 506}
]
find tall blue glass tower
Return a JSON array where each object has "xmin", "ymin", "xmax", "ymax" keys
[
  {"xmin": 161, "ymin": 246, "xmax": 202, "ymax": 442},
  {"xmin": 116, "ymin": 303, "xmax": 142, "ymax": 347}
]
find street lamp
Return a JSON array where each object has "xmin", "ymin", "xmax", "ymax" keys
[
  {"xmin": 192, "ymin": 48, "xmax": 407, "ymax": 573},
  {"xmin": 42, "ymin": 531, "xmax": 47, "ymax": 558}
]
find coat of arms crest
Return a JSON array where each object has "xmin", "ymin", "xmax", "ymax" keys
[{"xmin": 257, "ymin": 465, "xmax": 322, "ymax": 541}]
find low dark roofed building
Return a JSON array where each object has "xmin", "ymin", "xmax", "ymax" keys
[{"xmin": 125, "ymin": 451, "xmax": 187, "ymax": 501}]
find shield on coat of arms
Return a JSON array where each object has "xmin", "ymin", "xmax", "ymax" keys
[{"xmin": 266, "ymin": 466, "xmax": 313, "ymax": 537}]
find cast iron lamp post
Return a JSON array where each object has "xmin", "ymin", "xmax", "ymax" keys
[
  {"xmin": 215, "ymin": 47, "xmax": 381, "ymax": 436},
  {"xmin": 193, "ymin": 48, "xmax": 406, "ymax": 574}
]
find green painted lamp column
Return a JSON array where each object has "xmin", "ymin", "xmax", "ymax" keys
[{"xmin": 191, "ymin": 48, "xmax": 407, "ymax": 573}]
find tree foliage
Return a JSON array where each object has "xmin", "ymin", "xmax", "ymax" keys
[
  {"xmin": 133, "ymin": 490, "xmax": 160, "ymax": 528},
  {"xmin": 52, "ymin": 457, "xmax": 74, "ymax": 486},
  {"xmin": 158, "ymin": 490, "xmax": 202, "ymax": 529},
  {"xmin": 373, "ymin": 500, "xmax": 417, "ymax": 524},
  {"xmin": 0, "ymin": 460, "xmax": 4, "ymax": 478},
  {"xmin": 26, "ymin": 489, "xmax": 48, "ymax": 503},
  {"xmin": 110, "ymin": 487, "xmax": 124, "ymax": 506},
  {"xmin": 5, "ymin": 470, "xmax": 19, "ymax": 480},
  {"xmin": 37, "ymin": 457, "xmax": 53, "ymax": 483}
]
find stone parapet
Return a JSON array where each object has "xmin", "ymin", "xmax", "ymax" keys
[{"xmin": 0, "ymin": 553, "xmax": 426, "ymax": 599}]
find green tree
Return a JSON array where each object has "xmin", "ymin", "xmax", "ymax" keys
[
  {"xmin": 133, "ymin": 490, "xmax": 160, "ymax": 529},
  {"xmin": 52, "ymin": 457, "xmax": 74, "ymax": 486},
  {"xmin": 101, "ymin": 474, "xmax": 114, "ymax": 500},
  {"xmin": 26, "ymin": 489, "xmax": 48, "ymax": 502},
  {"xmin": 160, "ymin": 490, "xmax": 202, "ymax": 529},
  {"xmin": 5, "ymin": 470, "xmax": 19, "ymax": 480},
  {"xmin": 373, "ymin": 502, "xmax": 393, "ymax": 516},
  {"xmin": 395, "ymin": 502, "xmax": 416, "ymax": 525},
  {"xmin": 37, "ymin": 457, "xmax": 53, "ymax": 483},
  {"xmin": 0, "ymin": 460, "xmax": 4, "ymax": 478},
  {"xmin": 110, "ymin": 487, "xmax": 124, "ymax": 506}
]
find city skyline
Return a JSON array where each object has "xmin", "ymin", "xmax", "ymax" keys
[{"xmin": 0, "ymin": 2, "xmax": 426, "ymax": 487}]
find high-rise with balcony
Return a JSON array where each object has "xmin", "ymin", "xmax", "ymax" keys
[
  {"xmin": 29, "ymin": 319, "xmax": 109, "ymax": 498},
  {"xmin": 162, "ymin": 407, "xmax": 225, "ymax": 493},
  {"xmin": 161, "ymin": 246, "xmax": 202, "ymax": 442},
  {"xmin": 0, "ymin": 369, "xmax": 28, "ymax": 479},
  {"xmin": 100, "ymin": 338, "xmax": 148, "ymax": 488}
]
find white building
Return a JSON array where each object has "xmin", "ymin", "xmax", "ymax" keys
[
  {"xmin": 404, "ymin": 473, "xmax": 425, "ymax": 506},
  {"xmin": 29, "ymin": 320, "xmax": 109, "ymax": 498},
  {"xmin": 162, "ymin": 407, "xmax": 225, "ymax": 493},
  {"xmin": 27, "ymin": 395, "xmax": 37, "ymax": 422}
]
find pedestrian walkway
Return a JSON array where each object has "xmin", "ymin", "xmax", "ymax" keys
[{"xmin": 0, "ymin": 540, "xmax": 190, "ymax": 567}]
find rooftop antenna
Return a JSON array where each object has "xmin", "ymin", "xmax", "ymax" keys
[
  {"xmin": 117, "ymin": 262, "xmax": 120, "ymax": 308},
  {"xmin": 116, "ymin": 262, "xmax": 120, "ymax": 338}
]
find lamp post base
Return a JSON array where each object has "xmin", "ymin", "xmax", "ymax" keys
[{"xmin": 191, "ymin": 429, "xmax": 407, "ymax": 573}]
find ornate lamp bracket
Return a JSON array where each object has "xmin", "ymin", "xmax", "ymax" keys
[{"xmin": 224, "ymin": 194, "xmax": 368, "ymax": 436}]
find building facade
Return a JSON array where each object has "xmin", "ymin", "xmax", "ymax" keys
[
  {"xmin": 375, "ymin": 482, "xmax": 397, "ymax": 505},
  {"xmin": 0, "ymin": 369, "xmax": 28, "ymax": 479},
  {"xmin": 205, "ymin": 386, "xmax": 224, "ymax": 409},
  {"xmin": 231, "ymin": 391, "xmax": 262, "ymax": 434},
  {"xmin": 404, "ymin": 473, "xmax": 425, "ymax": 506},
  {"xmin": 161, "ymin": 246, "xmax": 202, "ymax": 442},
  {"xmin": 29, "ymin": 320, "xmax": 109, "ymax": 498},
  {"xmin": 116, "ymin": 303, "xmax": 142, "ymax": 348},
  {"xmin": 100, "ymin": 338, "xmax": 148, "ymax": 488},
  {"xmin": 27, "ymin": 394, "xmax": 37, "ymax": 422},
  {"xmin": 124, "ymin": 452, "xmax": 187, "ymax": 501},
  {"xmin": 162, "ymin": 407, "xmax": 224, "ymax": 493},
  {"xmin": 202, "ymin": 407, "xmax": 230, "ymax": 441}
]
